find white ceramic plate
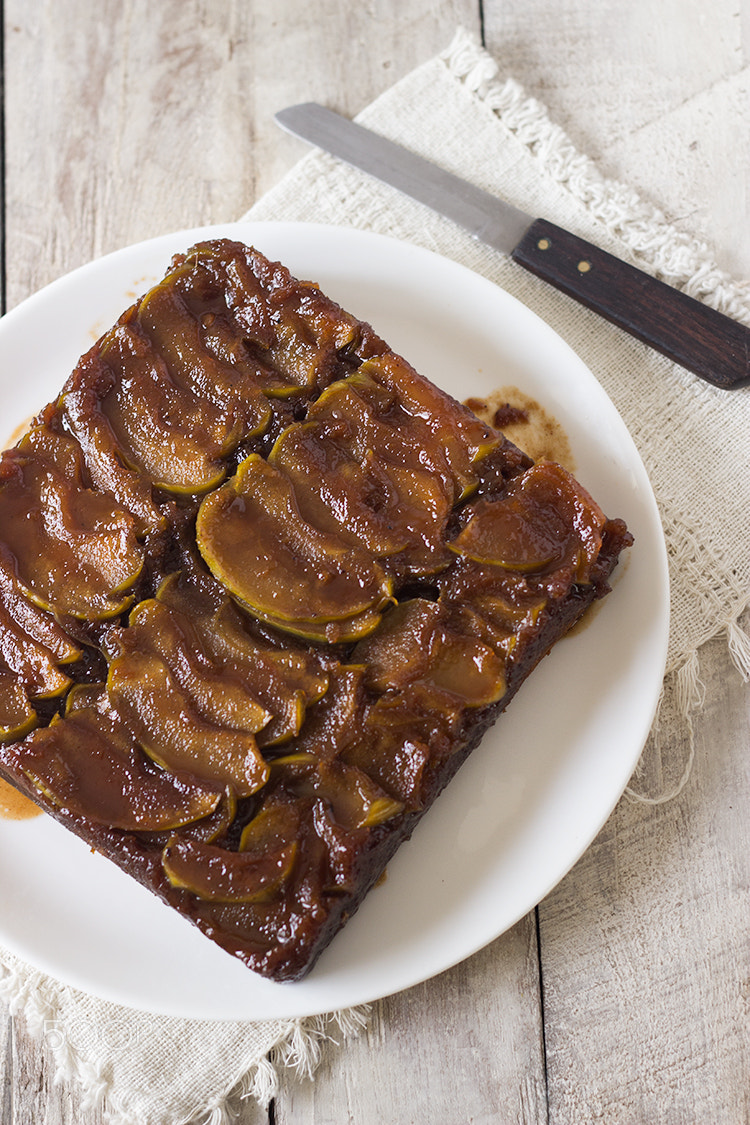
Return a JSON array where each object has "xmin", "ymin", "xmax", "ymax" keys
[{"xmin": 0, "ymin": 222, "xmax": 669, "ymax": 1020}]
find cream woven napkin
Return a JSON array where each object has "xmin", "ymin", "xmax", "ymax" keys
[{"xmin": 2, "ymin": 26, "xmax": 750, "ymax": 1125}]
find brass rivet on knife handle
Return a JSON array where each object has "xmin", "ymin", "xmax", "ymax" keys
[{"xmin": 512, "ymin": 219, "xmax": 750, "ymax": 390}]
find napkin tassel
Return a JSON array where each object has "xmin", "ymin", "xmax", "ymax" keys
[
  {"xmin": 189, "ymin": 1006, "xmax": 371, "ymax": 1123},
  {"xmin": 264, "ymin": 1005, "xmax": 370, "ymax": 1087},
  {"xmin": 443, "ymin": 27, "xmax": 750, "ymax": 325},
  {"xmin": 625, "ymin": 650, "xmax": 704, "ymax": 805},
  {"xmin": 727, "ymin": 616, "xmax": 750, "ymax": 682},
  {"xmin": 627, "ymin": 612, "xmax": 750, "ymax": 805}
]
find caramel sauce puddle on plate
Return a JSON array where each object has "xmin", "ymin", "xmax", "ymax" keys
[
  {"xmin": 0, "ymin": 777, "xmax": 41, "ymax": 820},
  {"xmin": 464, "ymin": 385, "xmax": 574, "ymax": 471}
]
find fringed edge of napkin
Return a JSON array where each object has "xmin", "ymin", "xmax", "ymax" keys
[
  {"xmin": 0, "ymin": 949, "xmax": 368, "ymax": 1125},
  {"xmin": 443, "ymin": 29, "xmax": 750, "ymax": 322},
  {"xmin": 441, "ymin": 29, "xmax": 750, "ymax": 803},
  {"xmin": 202, "ymin": 1007, "xmax": 370, "ymax": 1125}
]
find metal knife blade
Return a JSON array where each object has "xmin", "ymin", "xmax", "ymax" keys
[
  {"xmin": 275, "ymin": 102, "xmax": 750, "ymax": 391},
  {"xmin": 276, "ymin": 102, "xmax": 532, "ymax": 254}
]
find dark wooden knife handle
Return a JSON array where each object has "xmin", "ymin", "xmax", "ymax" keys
[{"xmin": 511, "ymin": 218, "xmax": 750, "ymax": 390}]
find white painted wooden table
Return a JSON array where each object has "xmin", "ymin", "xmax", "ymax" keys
[{"xmin": 1, "ymin": 3, "xmax": 748, "ymax": 1122}]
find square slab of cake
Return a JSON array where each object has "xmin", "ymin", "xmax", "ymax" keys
[{"xmin": 0, "ymin": 240, "xmax": 631, "ymax": 981}]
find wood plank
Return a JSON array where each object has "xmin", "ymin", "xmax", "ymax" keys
[
  {"xmin": 538, "ymin": 632, "xmax": 750, "ymax": 1123},
  {"xmin": 276, "ymin": 915, "xmax": 546, "ymax": 1125},
  {"xmin": 3, "ymin": 0, "xmax": 481, "ymax": 309},
  {"xmin": 483, "ymin": 0, "xmax": 750, "ymax": 274},
  {"xmin": 246, "ymin": 0, "xmax": 484, "ymax": 202},
  {"xmin": 1, "ymin": 1008, "xmax": 12, "ymax": 1122},
  {"xmin": 0, "ymin": 1011, "xmax": 110, "ymax": 1125},
  {"xmin": 481, "ymin": 5, "xmax": 750, "ymax": 1121}
]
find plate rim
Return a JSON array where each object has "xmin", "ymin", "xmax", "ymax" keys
[{"xmin": 0, "ymin": 221, "xmax": 670, "ymax": 1019}]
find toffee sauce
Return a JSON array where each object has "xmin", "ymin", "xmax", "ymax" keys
[
  {"xmin": 464, "ymin": 386, "xmax": 574, "ymax": 471},
  {"xmin": 0, "ymin": 776, "xmax": 41, "ymax": 820}
]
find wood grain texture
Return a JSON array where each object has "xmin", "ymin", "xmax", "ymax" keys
[
  {"xmin": 3, "ymin": 0, "xmax": 479, "ymax": 309},
  {"xmin": 276, "ymin": 916, "xmax": 547, "ymax": 1125},
  {"xmin": 0, "ymin": 1011, "xmax": 110, "ymax": 1124}
]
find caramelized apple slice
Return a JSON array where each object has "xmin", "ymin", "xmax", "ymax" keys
[
  {"xmin": 269, "ymin": 422, "xmax": 453, "ymax": 574},
  {"xmin": 449, "ymin": 596, "xmax": 545, "ymax": 661},
  {"xmin": 157, "ymin": 571, "xmax": 329, "ymax": 701},
  {"xmin": 269, "ymin": 374, "xmax": 454, "ymax": 572},
  {"xmin": 308, "ymin": 801, "xmax": 368, "ymax": 893},
  {"xmin": 268, "ymin": 751, "xmax": 318, "ymax": 769},
  {"xmin": 315, "ymin": 760, "xmax": 403, "ymax": 830},
  {"xmin": 98, "ymin": 323, "xmax": 241, "ymax": 494},
  {"xmin": 199, "ymin": 313, "xmax": 296, "ymax": 398},
  {"xmin": 260, "ymin": 276, "xmax": 360, "ymax": 392},
  {"xmin": 360, "ymin": 354, "xmax": 502, "ymax": 499},
  {"xmin": 179, "ymin": 242, "xmax": 276, "ymax": 350},
  {"xmin": 0, "ymin": 545, "xmax": 82, "ymax": 666},
  {"xmin": 0, "ymin": 444, "xmax": 144, "ymax": 620},
  {"xmin": 307, "ymin": 371, "xmax": 453, "ymax": 486},
  {"xmin": 64, "ymin": 682, "xmax": 109, "ymax": 714},
  {"xmin": 125, "ymin": 599, "xmax": 272, "ymax": 735},
  {"xmin": 423, "ymin": 631, "xmax": 506, "ymax": 707},
  {"xmin": 162, "ymin": 836, "xmax": 297, "ymax": 903},
  {"xmin": 0, "ymin": 674, "xmax": 37, "ymax": 743},
  {"xmin": 137, "ymin": 269, "xmax": 271, "ymax": 435},
  {"xmin": 179, "ymin": 240, "xmax": 359, "ymax": 397},
  {"xmin": 196, "ymin": 454, "xmax": 393, "ymax": 641},
  {"xmin": 271, "ymin": 756, "xmax": 402, "ymax": 832},
  {"xmin": 353, "ymin": 600, "xmax": 441, "ymax": 692},
  {"xmin": 63, "ymin": 683, "xmax": 251, "ymax": 846},
  {"xmin": 179, "ymin": 787, "xmax": 237, "ymax": 844},
  {"xmin": 0, "ymin": 544, "xmax": 76, "ymax": 699},
  {"xmin": 254, "ymin": 604, "xmax": 388, "ymax": 646},
  {"xmin": 354, "ymin": 598, "xmax": 506, "ymax": 706},
  {"xmin": 239, "ymin": 801, "xmax": 301, "ymax": 853},
  {"xmin": 107, "ymin": 651, "xmax": 269, "ymax": 797},
  {"xmin": 342, "ymin": 735, "xmax": 431, "ymax": 811},
  {"xmin": 284, "ymin": 665, "xmax": 365, "ymax": 761},
  {"xmin": 269, "ymin": 423, "xmax": 412, "ymax": 557},
  {"xmin": 15, "ymin": 708, "xmax": 222, "ymax": 830},
  {"xmin": 61, "ymin": 353, "xmax": 166, "ymax": 534},
  {"xmin": 366, "ymin": 682, "xmax": 463, "ymax": 753},
  {"xmin": 155, "ymin": 571, "xmax": 328, "ymax": 744},
  {"xmin": 18, "ymin": 425, "xmax": 86, "ymax": 477},
  {"xmin": 450, "ymin": 461, "xmax": 605, "ymax": 578},
  {"xmin": 208, "ymin": 603, "xmax": 328, "ymax": 706},
  {"xmin": 0, "ymin": 600, "xmax": 71, "ymax": 698}
]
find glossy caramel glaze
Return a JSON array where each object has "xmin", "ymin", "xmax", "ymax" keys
[
  {"xmin": 0, "ymin": 776, "xmax": 42, "ymax": 820},
  {"xmin": 0, "ymin": 240, "xmax": 632, "ymax": 981}
]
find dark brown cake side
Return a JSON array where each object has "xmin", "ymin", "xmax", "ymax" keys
[{"xmin": 0, "ymin": 239, "xmax": 632, "ymax": 981}]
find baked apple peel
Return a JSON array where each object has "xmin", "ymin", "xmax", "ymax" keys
[
  {"xmin": 449, "ymin": 460, "xmax": 606, "ymax": 580},
  {"xmin": 16, "ymin": 706, "xmax": 223, "ymax": 832},
  {"xmin": 196, "ymin": 453, "xmax": 395, "ymax": 641}
]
